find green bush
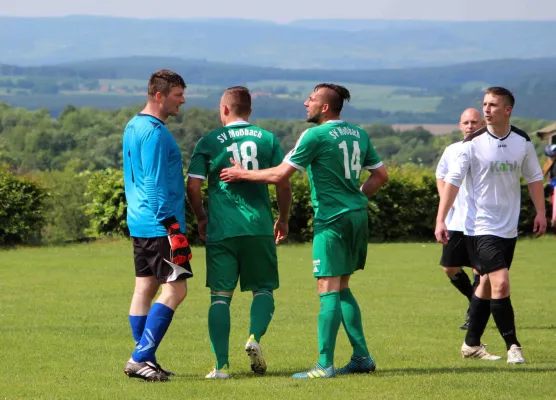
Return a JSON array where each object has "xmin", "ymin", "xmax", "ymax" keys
[
  {"xmin": 518, "ymin": 181, "xmax": 553, "ymax": 235},
  {"xmin": 367, "ymin": 164, "xmax": 439, "ymax": 241},
  {"xmin": 0, "ymin": 166, "xmax": 49, "ymax": 245},
  {"xmin": 82, "ymin": 166, "xmax": 552, "ymax": 243},
  {"xmin": 34, "ymin": 165, "xmax": 91, "ymax": 244},
  {"xmin": 84, "ymin": 168, "xmax": 128, "ymax": 237}
]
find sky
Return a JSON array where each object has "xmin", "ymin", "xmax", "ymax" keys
[{"xmin": 1, "ymin": 0, "xmax": 555, "ymax": 22}]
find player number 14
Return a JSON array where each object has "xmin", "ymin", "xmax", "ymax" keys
[
  {"xmin": 226, "ymin": 141, "xmax": 259, "ymax": 170},
  {"xmin": 339, "ymin": 140, "xmax": 361, "ymax": 179}
]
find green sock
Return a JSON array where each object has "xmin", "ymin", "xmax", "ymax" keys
[
  {"xmin": 208, "ymin": 293, "xmax": 232, "ymax": 370},
  {"xmin": 249, "ymin": 290, "xmax": 275, "ymax": 342},
  {"xmin": 317, "ymin": 291, "xmax": 342, "ymax": 368},
  {"xmin": 340, "ymin": 288, "xmax": 370, "ymax": 358}
]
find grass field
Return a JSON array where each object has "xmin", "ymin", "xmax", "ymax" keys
[{"xmin": 1, "ymin": 238, "xmax": 555, "ymax": 399}]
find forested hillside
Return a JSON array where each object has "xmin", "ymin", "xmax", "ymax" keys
[
  {"xmin": 2, "ymin": 56, "xmax": 556, "ymax": 121},
  {"xmin": 0, "ymin": 103, "xmax": 550, "ymax": 174}
]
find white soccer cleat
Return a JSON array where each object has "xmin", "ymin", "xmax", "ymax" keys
[
  {"xmin": 461, "ymin": 342, "xmax": 502, "ymax": 360},
  {"xmin": 205, "ymin": 366, "xmax": 230, "ymax": 379},
  {"xmin": 507, "ymin": 345, "xmax": 526, "ymax": 364},
  {"xmin": 245, "ymin": 334, "xmax": 267, "ymax": 375}
]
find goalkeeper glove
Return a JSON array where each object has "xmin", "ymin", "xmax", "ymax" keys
[{"xmin": 162, "ymin": 217, "xmax": 192, "ymax": 265}]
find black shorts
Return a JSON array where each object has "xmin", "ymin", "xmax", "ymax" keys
[
  {"xmin": 464, "ymin": 235, "xmax": 517, "ymax": 276},
  {"xmin": 132, "ymin": 237, "xmax": 193, "ymax": 283},
  {"xmin": 439, "ymin": 231, "xmax": 474, "ymax": 268}
]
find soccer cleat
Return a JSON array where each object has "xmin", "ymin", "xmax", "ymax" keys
[
  {"xmin": 335, "ymin": 355, "xmax": 376, "ymax": 375},
  {"xmin": 156, "ymin": 362, "xmax": 175, "ymax": 377},
  {"xmin": 461, "ymin": 343, "xmax": 502, "ymax": 360},
  {"xmin": 245, "ymin": 334, "xmax": 267, "ymax": 375},
  {"xmin": 205, "ymin": 365, "xmax": 230, "ymax": 379},
  {"xmin": 507, "ymin": 345, "xmax": 526, "ymax": 364},
  {"xmin": 124, "ymin": 360, "xmax": 169, "ymax": 382},
  {"xmin": 292, "ymin": 364, "xmax": 335, "ymax": 379}
]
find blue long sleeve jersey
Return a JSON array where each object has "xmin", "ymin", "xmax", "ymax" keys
[{"xmin": 123, "ymin": 114, "xmax": 186, "ymax": 237}]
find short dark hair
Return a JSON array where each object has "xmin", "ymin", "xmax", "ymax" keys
[
  {"xmin": 148, "ymin": 70, "xmax": 186, "ymax": 97},
  {"xmin": 314, "ymin": 83, "xmax": 351, "ymax": 113},
  {"xmin": 223, "ymin": 86, "xmax": 252, "ymax": 116},
  {"xmin": 485, "ymin": 86, "xmax": 515, "ymax": 108}
]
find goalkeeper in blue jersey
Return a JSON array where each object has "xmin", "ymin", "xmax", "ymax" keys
[{"xmin": 122, "ymin": 70, "xmax": 192, "ymax": 382}]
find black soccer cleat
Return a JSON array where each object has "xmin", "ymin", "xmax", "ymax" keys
[{"xmin": 124, "ymin": 360, "xmax": 169, "ymax": 382}]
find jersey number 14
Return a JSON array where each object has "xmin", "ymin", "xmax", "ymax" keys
[
  {"xmin": 339, "ymin": 141, "xmax": 361, "ymax": 179},
  {"xmin": 226, "ymin": 141, "xmax": 259, "ymax": 170}
]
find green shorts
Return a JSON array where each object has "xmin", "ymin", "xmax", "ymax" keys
[
  {"xmin": 206, "ymin": 235, "xmax": 279, "ymax": 292},
  {"xmin": 312, "ymin": 209, "xmax": 368, "ymax": 278}
]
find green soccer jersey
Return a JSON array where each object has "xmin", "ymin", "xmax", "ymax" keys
[
  {"xmin": 285, "ymin": 120, "xmax": 382, "ymax": 225},
  {"xmin": 187, "ymin": 121, "xmax": 284, "ymax": 242}
]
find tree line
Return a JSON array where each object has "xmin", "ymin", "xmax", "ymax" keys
[
  {"xmin": 0, "ymin": 103, "xmax": 550, "ymax": 174},
  {"xmin": 0, "ymin": 103, "xmax": 553, "ymax": 245}
]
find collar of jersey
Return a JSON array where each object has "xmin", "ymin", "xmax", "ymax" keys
[
  {"xmin": 137, "ymin": 113, "xmax": 165, "ymax": 125},
  {"xmin": 225, "ymin": 120, "xmax": 251, "ymax": 127},
  {"xmin": 324, "ymin": 120, "xmax": 345, "ymax": 125},
  {"xmin": 486, "ymin": 127, "xmax": 511, "ymax": 141}
]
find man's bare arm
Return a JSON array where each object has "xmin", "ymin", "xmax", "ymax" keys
[
  {"xmin": 360, "ymin": 165, "xmax": 388, "ymax": 198},
  {"xmin": 220, "ymin": 160, "xmax": 297, "ymax": 184}
]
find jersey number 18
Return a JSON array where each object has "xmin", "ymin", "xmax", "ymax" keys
[{"xmin": 226, "ymin": 141, "xmax": 259, "ymax": 170}]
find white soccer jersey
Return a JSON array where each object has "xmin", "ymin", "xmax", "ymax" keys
[
  {"xmin": 436, "ymin": 141, "xmax": 467, "ymax": 232},
  {"xmin": 444, "ymin": 126, "xmax": 543, "ymax": 238}
]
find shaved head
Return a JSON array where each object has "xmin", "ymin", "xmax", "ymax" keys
[
  {"xmin": 221, "ymin": 86, "xmax": 251, "ymax": 116},
  {"xmin": 219, "ymin": 86, "xmax": 252, "ymax": 125},
  {"xmin": 459, "ymin": 108, "xmax": 484, "ymax": 137}
]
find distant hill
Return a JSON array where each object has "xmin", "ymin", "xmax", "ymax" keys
[
  {"xmin": 2, "ymin": 16, "xmax": 556, "ymax": 69},
  {"xmin": 2, "ymin": 56, "xmax": 556, "ymax": 121},
  {"xmin": 2, "ymin": 56, "xmax": 556, "ymax": 89}
]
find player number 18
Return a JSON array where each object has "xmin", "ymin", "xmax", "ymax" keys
[{"xmin": 226, "ymin": 141, "xmax": 259, "ymax": 170}]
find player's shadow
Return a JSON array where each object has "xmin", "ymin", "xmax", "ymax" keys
[
  {"xmin": 172, "ymin": 368, "xmax": 306, "ymax": 380},
  {"xmin": 375, "ymin": 366, "xmax": 556, "ymax": 377},
  {"xmin": 520, "ymin": 325, "xmax": 556, "ymax": 330},
  {"xmin": 233, "ymin": 369, "xmax": 312, "ymax": 378},
  {"xmin": 169, "ymin": 365, "xmax": 556, "ymax": 380}
]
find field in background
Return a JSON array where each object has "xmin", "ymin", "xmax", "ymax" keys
[
  {"xmin": 0, "ymin": 76, "xmax": 444, "ymax": 114},
  {"xmin": 246, "ymin": 80, "xmax": 443, "ymax": 113},
  {"xmin": 1, "ymin": 238, "xmax": 555, "ymax": 399},
  {"xmin": 391, "ymin": 124, "xmax": 459, "ymax": 134}
]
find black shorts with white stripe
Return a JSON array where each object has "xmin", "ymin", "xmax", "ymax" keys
[{"xmin": 133, "ymin": 237, "xmax": 193, "ymax": 283}]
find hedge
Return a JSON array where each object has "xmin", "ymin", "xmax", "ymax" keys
[
  {"xmin": 83, "ymin": 165, "xmax": 552, "ymax": 243},
  {"xmin": 0, "ymin": 166, "xmax": 49, "ymax": 245}
]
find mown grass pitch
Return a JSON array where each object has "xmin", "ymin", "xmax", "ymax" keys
[{"xmin": 1, "ymin": 237, "xmax": 555, "ymax": 399}]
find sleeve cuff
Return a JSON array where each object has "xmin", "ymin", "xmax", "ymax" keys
[
  {"xmin": 525, "ymin": 177, "xmax": 543, "ymax": 184},
  {"xmin": 187, "ymin": 173, "xmax": 207, "ymax": 180},
  {"xmin": 362, "ymin": 161, "xmax": 383, "ymax": 170},
  {"xmin": 443, "ymin": 177, "xmax": 462, "ymax": 188},
  {"xmin": 285, "ymin": 159, "xmax": 305, "ymax": 172},
  {"xmin": 161, "ymin": 216, "xmax": 178, "ymax": 230}
]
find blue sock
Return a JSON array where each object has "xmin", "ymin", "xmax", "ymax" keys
[
  {"xmin": 129, "ymin": 315, "xmax": 147, "ymax": 346},
  {"xmin": 132, "ymin": 303, "xmax": 175, "ymax": 363}
]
